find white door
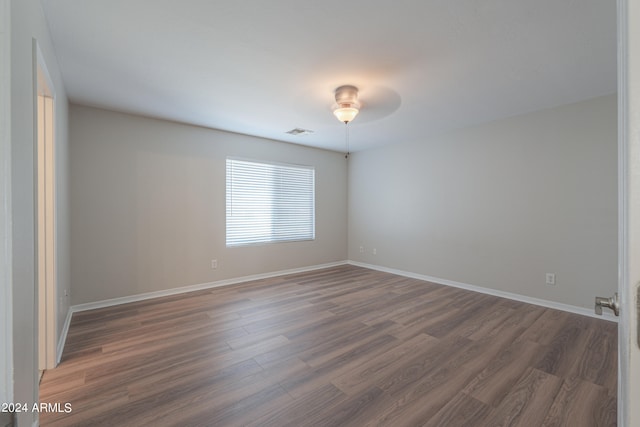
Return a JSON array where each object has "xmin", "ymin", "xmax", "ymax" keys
[{"xmin": 617, "ymin": 1, "xmax": 640, "ymax": 425}]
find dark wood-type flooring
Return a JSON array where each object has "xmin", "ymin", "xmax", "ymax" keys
[{"xmin": 39, "ymin": 265, "xmax": 617, "ymax": 426}]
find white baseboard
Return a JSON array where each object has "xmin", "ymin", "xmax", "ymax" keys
[
  {"xmin": 348, "ymin": 260, "xmax": 618, "ymax": 323},
  {"xmin": 69, "ymin": 260, "xmax": 619, "ymax": 322},
  {"xmin": 56, "ymin": 308, "xmax": 73, "ymax": 365},
  {"xmin": 59, "ymin": 259, "xmax": 616, "ymax": 361},
  {"xmin": 70, "ymin": 261, "xmax": 349, "ymax": 313}
]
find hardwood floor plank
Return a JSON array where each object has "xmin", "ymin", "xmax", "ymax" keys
[
  {"xmin": 573, "ymin": 323, "xmax": 618, "ymax": 390},
  {"xmin": 446, "ymin": 301, "xmax": 515, "ymax": 340},
  {"xmin": 306, "ymin": 386, "xmax": 391, "ymax": 427},
  {"xmin": 124, "ymin": 341, "xmax": 280, "ymax": 400},
  {"xmin": 479, "ymin": 368, "xmax": 563, "ymax": 427},
  {"xmin": 423, "ymin": 392, "xmax": 492, "ymax": 427},
  {"xmin": 332, "ymin": 332, "xmax": 437, "ymax": 396},
  {"xmin": 38, "ymin": 388, "xmax": 130, "ymax": 427},
  {"xmin": 374, "ymin": 334, "xmax": 472, "ymax": 396},
  {"xmin": 361, "ymin": 351, "xmax": 486, "ymax": 426},
  {"xmin": 301, "ymin": 320, "xmax": 397, "ymax": 367},
  {"xmin": 247, "ymin": 383, "xmax": 347, "ymax": 427},
  {"xmin": 463, "ymin": 339, "xmax": 545, "ymax": 406},
  {"xmin": 542, "ymin": 376, "xmax": 617, "ymax": 427},
  {"xmin": 517, "ymin": 308, "xmax": 573, "ymax": 345},
  {"xmin": 278, "ymin": 334, "xmax": 400, "ymax": 399},
  {"xmin": 179, "ymin": 382, "xmax": 293, "ymax": 427},
  {"xmin": 372, "ymin": 329, "xmax": 529, "ymax": 426},
  {"xmin": 113, "ymin": 364, "xmax": 280, "ymax": 426},
  {"xmin": 535, "ymin": 325, "xmax": 591, "ymax": 378}
]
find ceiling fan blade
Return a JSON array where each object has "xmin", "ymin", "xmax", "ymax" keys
[{"xmin": 353, "ymin": 85, "xmax": 402, "ymax": 123}]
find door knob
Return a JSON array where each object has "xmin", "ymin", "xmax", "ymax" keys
[{"xmin": 595, "ymin": 293, "xmax": 620, "ymax": 316}]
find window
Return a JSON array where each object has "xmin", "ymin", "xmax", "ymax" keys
[{"xmin": 226, "ymin": 158, "xmax": 315, "ymax": 246}]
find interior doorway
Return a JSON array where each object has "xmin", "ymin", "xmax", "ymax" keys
[{"xmin": 36, "ymin": 43, "xmax": 57, "ymax": 371}]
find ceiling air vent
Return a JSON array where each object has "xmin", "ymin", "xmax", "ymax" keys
[{"xmin": 286, "ymin": 128, "xmax": 314, "ymax": 136}]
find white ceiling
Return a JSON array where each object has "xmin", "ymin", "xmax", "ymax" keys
[{"xmin": 41, "ymin": 0, "xmax": 617, "ymax": 153}]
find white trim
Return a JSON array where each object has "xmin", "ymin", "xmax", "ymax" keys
[
  {"xmin": 0, "ymin": 0, "xmax": 12, "ymax": 407},
  {"xmin": 617, "ymin": 1, "xmax": 640, "ymax": 425},
  {"xmin": 348, "ymin": 261, "xmax": 619, "ymax": 323},
  {"xmin": 35, "ymin": 46, "xmax": 55, "ymax": 99},
  {"xmin": 34, "ymin": 40, "xmax": 57, "ymax": 370},
  {"xmin": 70, "ymin": 261, "xmax": 348, "ymax": 313},
  {"xmin": 67, "ymin": 259, "xmax": 620, "ymax": 320},
  {"xmin": 617, "ymin": 1, "xmax": 630, "ymax": 425},
  {"xmin": 67, "ymin": 259, "xmax": 619, "ymax": 322},
  {"xmin": 56, "ymin": 308, "xmax": 72, "ymax": 365}
]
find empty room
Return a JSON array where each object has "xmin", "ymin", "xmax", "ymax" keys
[{"xmin": 3, "ymin": 0, "xmax": 640, "ymax": 426}]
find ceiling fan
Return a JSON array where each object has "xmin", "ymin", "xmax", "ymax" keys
[
  {"xmin": 330, "ymin": 84, "xmax": 401, "ymax": 157},
  {"xmin": 330, "ymin": 84, "xmax": 401, "ymax": 124}
]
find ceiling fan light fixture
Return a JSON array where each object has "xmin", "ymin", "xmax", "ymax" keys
[
  {"xmin": 332, "ymin": 85, "xmax": 360, "ymax": 124},
  {"xmin": 333, "ymin": 106, "xmax": 359, "ymax": 123}
]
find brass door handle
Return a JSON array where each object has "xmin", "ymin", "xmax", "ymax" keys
[{"xmin": 595, "ymin": 293, "xmax": 620, "ymax": 316}]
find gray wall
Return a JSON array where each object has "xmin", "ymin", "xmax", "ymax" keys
[
  {"xmin": 71, "ymin": 96, "xmax": 616, "ymax": 311},
  {"xmin": 10, "ymin": 0, "xmax": 70, "ymax": 425},
  {"xmin": 70, "ymin": 105, "xmax": 348, "ymax": 305},
  {"xmin": 348, "ymin": 95, "xmax": 617, "ymax": 310}
]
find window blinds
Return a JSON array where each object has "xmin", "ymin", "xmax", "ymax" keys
[{"xmin": 226, "ymin": 158, "xmax": 315, "ymax": 247}]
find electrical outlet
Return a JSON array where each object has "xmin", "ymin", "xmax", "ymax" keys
[
  {"xmin": 545, "ymin": 273, "xmax": 556, "ymax": 286},
  {"xmin": 359, "ymin": 246, "xmax": 364, "ymax": 253},
  {"xmin": 211, "ymin": 259, "xmax": 218, "ymax": 270},
  {"xmin": 372, "ymin": 248, "xmax": 377, "ymax": 255}
]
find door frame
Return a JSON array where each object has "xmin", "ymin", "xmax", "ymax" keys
[
  {"xmin": 34, "ymin": 41, "xmax": 57, "ymax": 371},
  {"xmin": 0, "ymin": 0, "xmax": 12, "ymax": 407},
  {"xmin": 617, "ymin": 0, "xmax": 639, "ymax": 425}
]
